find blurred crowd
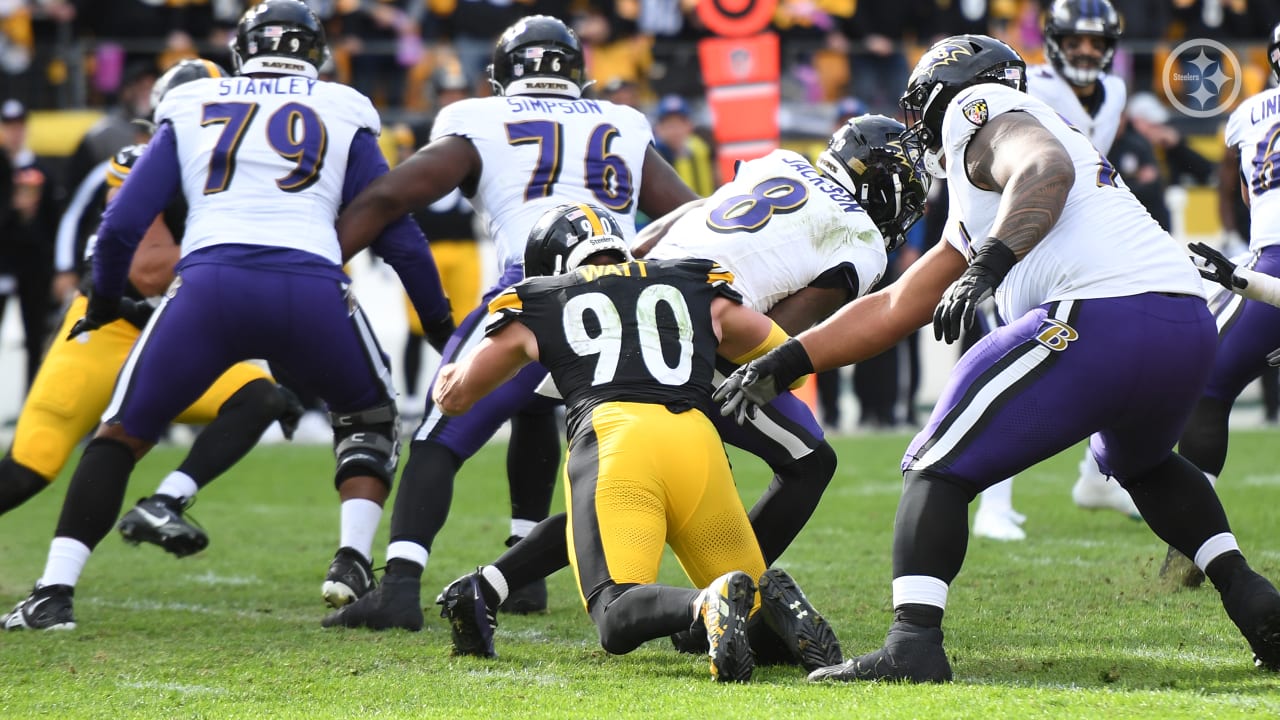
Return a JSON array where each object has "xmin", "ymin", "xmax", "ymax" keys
[{"xmin": 2, "ymin": 0, "xmax": 1280, "ymax": 431}]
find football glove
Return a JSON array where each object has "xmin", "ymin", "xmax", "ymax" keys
[
  {"xmin": 933, "ymin": 239, "xmax": 1016, "ymax": 345},
  {"xmin": 423, "ymin": 312, "xmax": 457, "ymax": 355},
  {"xmin": 1188, "ymin": 241, "xmax": 1248, "ymax": 292},
  {"xmin": 713, "ymin": 338, "xmax": 814, "ymax": 425},
  {"xmin": 66, "ymin": 293, "xmax": 122, "ymax": 340}
]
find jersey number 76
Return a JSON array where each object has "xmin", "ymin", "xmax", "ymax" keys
[{"xmin": 507, "ymin": 120, "xmax": 634, "ymax": 212}]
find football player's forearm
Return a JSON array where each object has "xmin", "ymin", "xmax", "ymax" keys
[{"xmin": 1233, "ymin": 267, "xmax": 1280, "ymax": 308}]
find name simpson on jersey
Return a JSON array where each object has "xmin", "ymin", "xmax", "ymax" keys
[
  {"xmin": 505, "ymin": 97, "xmax": 604, "ymax": 115},
  {"xmin": 217, "ymin": 76, "xmax": 318, "ymax": 97}
]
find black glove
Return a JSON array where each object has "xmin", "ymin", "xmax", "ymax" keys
[
  {"xmin": 274, "ymin": 384, "xmax": 306, "ymax": 441},
  {"xmin": 1188, "ymin": 241, "xmax": 1247, "ymax": 292},
  {"xmin": 118, "ymin": 298, "xmax": 156, "ymax": 330},
  {"xmin": 712, "ymin": 338, "xmax": 814, "ymax": 425},
  {"xmin": 423, "ymin": 312, "xmax": 457, "ymax": 355},
  {"xmin": 933, "ymin": 239, "xmax": 1017, "ymax": 345},
  {"xmin": 66, "ymin": 293, "xmax": 121, "ymax": 340}
]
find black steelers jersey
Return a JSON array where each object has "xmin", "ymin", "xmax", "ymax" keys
[{"xmin": 487, "ymin": 257, "xmax": 742, "ymax": 440}]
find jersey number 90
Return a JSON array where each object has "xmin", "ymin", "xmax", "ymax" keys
[{"xmin": 564, "ymin": 285, "xmax": 693, "ymax": 386}]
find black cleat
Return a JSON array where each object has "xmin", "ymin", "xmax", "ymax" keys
[
  {"xmin": 436, "ymin": 571, "xmax": 498, "ymax": 657},
  {"xmin": 118, "ymin": 495, "xmax": 209, "ymax": 558},
  {"xmin": 321, "ymin": 547, "xmax": 376, "ymax": 609},
  {"xmin": 321, "ymin": 574, "xmax": 423, "ymax": 631},
  {"xmin": 807, "ymin": 621, "xmax": 952, "ymax": 683},
  {"xmin": 2, "ymin": 584, "xmax": 76, "ymax": 631},
  {"xmin": 757, "ymin": 567, "xmax": 843, "ymax": 672},
  {"xmin": 1160, "ymin": 545, "xmax": 1206, "ymax": 588},
  {"xmin": 695, "ymin": 571, "xmax": 756, "ymax": 682},
  {"xmin": 1221, "ymin": 570, "xmax": 1280, "ymax": 671},
  {"xmin": 670, "ymin": 627, "xmax": 710, "ymax": 655}
]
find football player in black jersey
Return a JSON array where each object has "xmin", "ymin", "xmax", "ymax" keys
[{"xmin": 429, "ymin": 202, "xmax": 842, "ymax": 682}]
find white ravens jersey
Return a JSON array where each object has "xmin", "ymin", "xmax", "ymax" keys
[
  {"xmin": 156, "ymin": 76, "xmax": 379, "ymax": 265},
  {"xmin": 1026, "ymin": 64, "xmax": 1126, "ymax": 155},
  {"xmin": 1225, "ymin": 86, "xmax": 1280, "ymax": 251},
  {"xmin": 431, "ymin": 95, "xmax": 653, "ymax": 271},
  {"xmin": 647, "ymin": 149, "xmax": 886, "ymax": 312},
  {"xmin": 940, "ymin": 83, "xmax": 1203, "ymax": 322}
]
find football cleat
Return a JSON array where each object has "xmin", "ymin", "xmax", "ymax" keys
[
  {"xmin": 807, "ymin": 621, "xmax": 952, "ymax": 683},
  {"xmin": 321, "ymin": 574, "xmax": 423, "ymax": 631},
  {"xmin": 436, "ymin": 571, "xmax": 499, "ymax": 658},
  {"xmin": 118, "ymin": 495, "xmax": 209, "ymax": 557},
  {"xmin": 1071, "ymin": 464, "xmax": 1141, "ymax": 520},
  {"xmin": 1220, "ymin": 569, "xmax": 1280, "ymax": 671},
  {"xmin": 972, "ymin": 506, "xmax": 1027, "ymax": 542},
  {"xmin": 2, "ymin": 584, "xmax": 76, "ymax": 631},
  {"xmin": 1159, "ymin": 545, "xmax": 1206, "ymax": 588},
  {"xmin": 322, "ymin": 547, "xmax": 376, "ymax": 608},
  {"xmin": 695, "ymin": 570, "xmax": 756, "ymax": 682},
  {"xmin": 757, "ymin": 568, "xmax": 843, "ymax": 672},
  {"xmin": 670, "ymin": 627, "xmax": 710, "ymax": 655}
]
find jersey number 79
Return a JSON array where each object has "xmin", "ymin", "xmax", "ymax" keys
[{"xmin": 201, "ymin": 101, "xmax": 327, "ymax": 194}]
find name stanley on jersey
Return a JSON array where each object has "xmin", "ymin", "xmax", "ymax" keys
[{"xmin": 217, "ymin": 76, "xmax": 318, "ymax": 96}]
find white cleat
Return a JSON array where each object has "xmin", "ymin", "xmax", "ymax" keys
[
  {"xmin": 973, "ymin": 507, "xmax": 1027, "ymax": 541},
  {"xmin": 1072, "ymin": 472, "xmax": 1141, "ymax": 520}
]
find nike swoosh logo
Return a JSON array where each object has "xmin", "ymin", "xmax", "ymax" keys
[{"xmin": 133, "ymin": 506, "xmax": 172, "ymax": 528}]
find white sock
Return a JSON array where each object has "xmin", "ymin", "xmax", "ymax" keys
[
  {"xmin": 154, "ymin": 471, "xmax": 198, "ymax": 503},
  {"xmin": 480, "ymin": 564, "xmax": 510, "ymax": 604},
  {"xmin": 892, "ymin": 575, "xmax": 949, "ymax": 610},
  {"xmin": 1194, "ymin": 532, "xmax": 1241, "ymax": 572},
  {"xmin": 339, "ymin": 498, "xmax": 382, "ymax": 562},
  {"xmin": 510, "ymin": 518, "xmax": 536, "ymax": 539},
  {"xmin": 1204, "ymin": 472, "xmax": 1218, "ymax": 488},
  {"xmin": 39, "ymin": 537, "xmax": 92, "ymax": 589},
  {"xmin": 978, "ymin": 478, "xmax": 1014, "ymax": 513},
  {"xmin": 387, "ymin": 540, "xmax": 428, "ymax": 569}
]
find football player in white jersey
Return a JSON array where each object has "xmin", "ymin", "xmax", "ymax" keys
[
  {"xmin": 1171, "ymin": 22, "xmax": 1280, "ymax": 587},
  {"xmin": 717, "ymin": 35, "xmax": 1280, "ymax": 682},
  {"xmin": 322, "ymin": 15, "xmax": 700, "ymax": 631},
  {"xmin": 0, "ymin": 0, "xmax": 452, "ymax": 631},
  {"xmin": 432, "ymin": 116, "xmax": 930, "ymax": 659},
  {"xmin": 974, "ymin": 0, "xmax": 1133, "ymax": 541}
]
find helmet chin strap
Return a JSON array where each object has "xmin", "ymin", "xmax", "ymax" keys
[
  {"xmin": 924, "ymin": 149, "xmax": 946, "ymax": 180},
  {"xmin": 1061, "ymin": 63, "xmax": 1101, "ymax": 87}
]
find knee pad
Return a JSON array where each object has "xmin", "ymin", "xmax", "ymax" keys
[{"xmin": 331, "ymin": 401, "xmax": 400, "ymax": 489}]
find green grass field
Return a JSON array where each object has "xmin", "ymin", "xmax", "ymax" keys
[{"xmin": 1, "ymin": 431, "xmax": 1278, "ymax": 718}]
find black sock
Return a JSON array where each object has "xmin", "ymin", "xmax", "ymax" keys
[
  {"xmin": 1121, "ymin": 453, "xmax": 1232, "ymax": 560},
  {"xmin": 1205, "ymin": 551, "xmax": 1250, "ymax": 595},
  {"xmin": 892, "ymin": 470, "xmax": 975, "ymax": 583},
  {"xmin": 54, "ymin": 438, "xmax": 137, "ymax": 549},
  {"xmin": 748, "ymin": 443, "xmax": 836, "ymax": 565},
  {"xmin": 894, "ymin": 603, "xmax": 944, "ymax": 629},
  {"xmin": 403, "ymin": 334, "xmax": 423, "ymax": 397},
  {"xmin": 1177, "ymin": 397, "xmax": 1231, "ymax": 477},
  {"xmin": 0, "ymin": 455, "xmax": 50, "ymax": 516},
  {"xmin": 179, "ymin": 379, "xmax": 285, "ymax": 489},
  {"xmin": 389, "ymin": 440, "xmax": 459, "ymax": 549},
  {"xmin": 506, "ymin": 410, "xmax": 560, "ymax": 525},
  {"xmin": 386, "ymin": 558, "xmax": 423, "ymax": 580},
  {"xmin": 493, "ymin": 512, "xmax": 571, "ymax": 589}
]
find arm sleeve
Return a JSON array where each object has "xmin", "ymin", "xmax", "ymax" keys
[
  {"xmin": 92, "ymin": 123, "xmax": 181, "ymax": 299},
  {"xmin": 347, "ymin": 129, "xmax": 451, "ymax": 326}
]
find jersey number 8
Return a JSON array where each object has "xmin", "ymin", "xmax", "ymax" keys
[{"xmin": 564, "ymin": 285, "xmax": 693, "ymax": 386}]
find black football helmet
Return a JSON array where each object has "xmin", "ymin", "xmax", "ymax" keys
[
  {"xmin": 1269, "ymin": 22, "xmax": 1280, "ymax": 81},
  {"xmin": 525, "ymin": 203, "xmax": 630, "ymax": 276},
  {"xmin": 489, "ymin": 15, "xmax": 588, "ymax": 99},
  {"xmin": 230, "ymin": 0, "xmax": 330, "ymax": 79},
  {"xmin": 816, "ymin": 115, "xmax": 930, "ymax": 253},
  {"xmin": 900, "ymin": 35, "xmax": 1026, "ymax": 159},
  {"xmin": 1044, "ymin": 0, "xmax": 1122, "ymax": 87},
  {"xmin": 149, "ymin": 58, "xmax": 227, "ymax": 114}
]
